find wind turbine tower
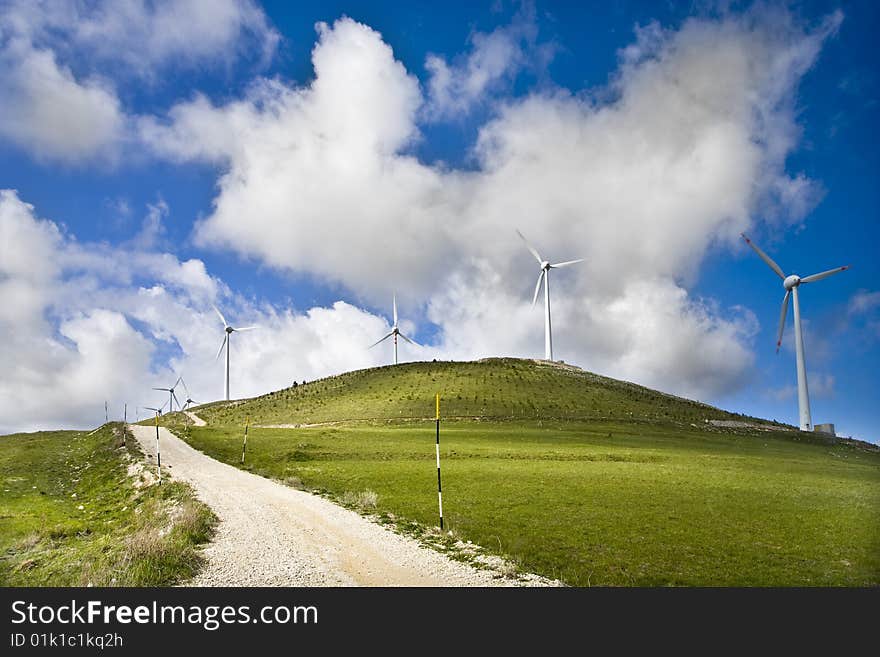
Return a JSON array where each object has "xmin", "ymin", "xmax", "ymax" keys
[
  {"xmin": 742, "ymin": 233, "xmax": 849, "ymax": 431},
  {"xmin": 213, "ymin": 305, "xmax": 258, "ymax": 401},
  {"xmin": 517, "ymin": 229, "xmax": 583, "ymax": 361}
]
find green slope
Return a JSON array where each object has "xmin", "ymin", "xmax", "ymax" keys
[
  {"xmin": 0, "ymin": 424, "xmax": 215, "ymax": 586},
  {"xmin": 191, "ymin": 358, "xmax": 787, "ymax": 429}
]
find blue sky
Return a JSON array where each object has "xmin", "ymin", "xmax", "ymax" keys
[{"xmin": 0, "ymin": 1, "xmax": 877, "ymax": 442}]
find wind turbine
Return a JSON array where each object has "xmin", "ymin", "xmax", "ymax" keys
[
  {"xmin": 152, "ymin": 376, "xmax": 182, "ymax": 414},
  {"xmin": 213, "ymin": 305, "xmax": 258, "ymax": 401},
  {"xmin": 516, "ymin": 229, "xmax": 584, "ymax": 361},
  {"xmin": 742, "ymin": 233, "xmax": 849, "ymax": 432},
  {"xmin": 179, "ymin": 378, "xmax": 199, "ymax": 410},
  {"xmin": 144, "ymin": 405, "xmax": 164, "ymax": 416},
  {"xmin": 369, "ymin": 294, "xmax": 418, "ymax": 365}
]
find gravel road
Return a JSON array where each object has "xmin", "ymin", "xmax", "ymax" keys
[{"xmin": 128, "ymin": 424, "xmax": 551, "ymax": 586}]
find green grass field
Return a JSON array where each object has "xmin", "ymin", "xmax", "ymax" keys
[
  {"xmin": 0, "ymin": 423, "xmax": 215, "ymax": 586},
  {"xmin": 157, "ymin": 358, "xmax": 880, "ymax": 587}
]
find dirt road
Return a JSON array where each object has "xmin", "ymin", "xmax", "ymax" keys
[{"xmin": 128, "ymin": 424, "xmax": 548, "ymax": 586}]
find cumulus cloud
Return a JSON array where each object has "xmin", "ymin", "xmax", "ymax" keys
[
  {"xmin": 0, "ymin": 190, "xmax": 419, "ymax": 433},
  {"xmin": 139, "ymin": 18, "xmax": 437, "ymax": 295},
  {"xmin": 138, "ymin": 11, "xmax": 840, "ymax": 402},
  {"xmin": 0, "ymin": 0, "xmax": 279, "ymax": 162},
  {"xmin": 0, "ymin": 38, "xmax": 125, "ymax": 162},
  {"xmin": 424, "ymin": 5, "xmax": 551, "ymax": 120},
  {"xmin": 1, "ymin": 0, "xmax": 279, "ymax": 76}
]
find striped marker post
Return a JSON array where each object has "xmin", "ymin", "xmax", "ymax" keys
[
  {"xmin": 435, "ymin": 393, "xmax": 443, "ymax": 530},
  {"xmin": 155, "ymin": 412, "xmax": 162, "ymax": 485},
  {"xmin": 240, "ymin": 416, "xmax": 250, "ymax": 464}
]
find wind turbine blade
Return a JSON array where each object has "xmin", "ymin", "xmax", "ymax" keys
[
  {"xmin": 368, "ymin": 332, "xmax": 395, "ymax": 349},
  {"xmin": 152, "ymin": 387, "xmax": 169, "ymax": 392},
  {"xmin": 776, "ymin": 290, "xmax": 791, "ymax": 353},
  {"xmin": 398, "ymin": 332, "xmax": 419, "ymax": 346},
  {"xmin": 800, "ymin": 265, "xmax": 850, "ymax": 284},
  {"xmin": 171, "ymin": 390, "xmax": 180, "ymax": 410},
  {"xmin": 172, "ymin": 376, "xmax": 182, "ymax": 389},
  {"xmin": 215, "ymin": 335, "xmax": 228, "ymax": 361},
  {"xmin": 213, "ymin": 304, "xmax": 228, "ymax": 328},
  {"xmin": 180, "ymin": 378, "xmax": 190, "ymax": 400},
  {"xmin": 551, "ymin": 258, "xmax": 584, "ymax": 268},
  {"xmin": 532, "ymin": 271, "xmax": 545, "ymax": 306},
  {"xmin": 393, "ymin": 294, "xmax": 398, "ymax": 327},
  {"xmin": 233, "ymin": 326, "xmax": 258, "ymax": 332},
  {"xmin": 741, "ymin": 233, "xmax": 785, "ymax": 279},
  {"xmin": 516, "ymin": 229, "xmax": 543, "ymax": 264}
]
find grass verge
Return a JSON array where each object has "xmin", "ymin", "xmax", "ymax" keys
[{"xmin": 0, "ymin": 423, "xmax": 216, "ymax": 586}]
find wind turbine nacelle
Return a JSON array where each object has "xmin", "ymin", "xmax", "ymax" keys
[
  {"xmin": 783, "ymin": 274, "xmax": 801, "ymax": 290},
  {"xmin": 226, "ymin": 326, "xmax": 234, "ymax": 333}
]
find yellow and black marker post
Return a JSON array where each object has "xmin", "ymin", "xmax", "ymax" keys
[
  {"xmin": 435, "ymin": 393, "xmax": 443, "ymax": 530},
  {"xmin": 241, "ymin": 416, "xmax": 250, "ymax": 464},
  {"xmin": 155, "ymin": 412, "xmax": 161, "ymax": 485}
]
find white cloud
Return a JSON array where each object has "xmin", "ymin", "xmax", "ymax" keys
[
  {"xmin": 0, "ymin": 38, "xmax": 125, "ymax": 163},
  {"xmin": 2, "ymin": 0, "xmax": 279, "ymax": 76},
  {"xmin": 129, "ymin": 198, "xmax": 170, "ymax": 250},
  {"xmin": 424, "ymin": 6, "xmax": 547, "ymax": 120},
  {"xmin": 848, "ymin": 290, "xmax": 880, "ymax": 316},
  {"xmin": 139, "ymin": 18, "xmax": 437, "ymax": 296},
  {"xmin": 0, "ymin": 0, "xmax": 279, "ymax": 162}
]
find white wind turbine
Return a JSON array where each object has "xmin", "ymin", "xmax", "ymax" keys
[
  {"xmin": 213, "ymin": 305, "xmax": 258, "ymax": 401},
  {"xmin": 369, "ymin": 294, "xmax": 418, "ymax": 365},
  {"xmin": 152, "ymin": 376, "xmax": 181, "ymax": 414},
  {"xmin": 742, "ymin": 233, "xmax": 849, "ymax": 432},
  {"xmin": 179, "ymin": 378, "xmax": 199, "ymax": 410},
  {"xmin": 517, "ymin": 229, "xmax": 584, "ymax": 361},
  {"xmin": 143, "ymin": 402, "xmax": 165, "ymax": 416}
]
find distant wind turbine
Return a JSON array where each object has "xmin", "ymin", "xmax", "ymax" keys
[
  {"xmin": 516, "ymin": 229, "xmax": 584, "ymax": 361},
  {"xmin": 179, "ymin": 378, "xmax": 199, "ymax": 410},
  {"xmin": 742, "ymin": 233, "xmax": 849, "ymax": 432},
  {"xmin": 153, "ymin": 376, "xmax": 182, "ymax": 414},
  {"xmin": 213, "ymin": 305, "xmax": 258, "ymax": 401},
  {"xmin": 369, "ymin": 294, "xmax": 418, "ymax": 365}
]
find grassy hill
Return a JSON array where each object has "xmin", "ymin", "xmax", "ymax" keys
[
  {"xmin": 192, "ymin": 358, "xmax": 787, "ymax": 429},
  {"xmin": 0, "ymin": 424, "xmax": 215, "ymax": 586},
  {"xmin": 150, "ymin": 358, "xmax": 879, "ymax": 586}
]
